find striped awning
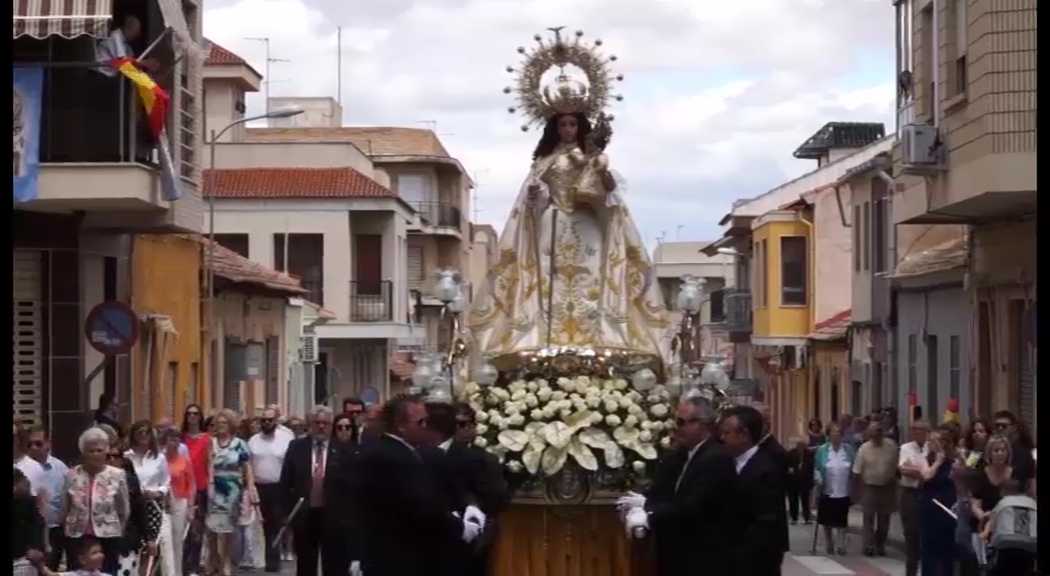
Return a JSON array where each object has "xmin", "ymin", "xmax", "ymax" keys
[{"xmin": 13, "ymin": 0, "xmax": 113, "ymax": 39}]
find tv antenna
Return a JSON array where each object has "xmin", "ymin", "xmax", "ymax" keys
[{"xmin": 245, "ymin": 37, "xmax": 291, "ymax": 113}]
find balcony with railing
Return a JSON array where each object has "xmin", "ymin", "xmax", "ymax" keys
[
  {"xmin": 13, "ymin": 36, "xmax": 200, "ymax": 230},
  {"xmin": 411, "ymin": 201, "xmax": 463, "ymax": 234},
  {"xmin": 724, "ymin": 287, "xmax": 753, "ymax": 339},
  {"xmin": 349, "ymin": 280, "xmax": 393, "ymax": 322}
]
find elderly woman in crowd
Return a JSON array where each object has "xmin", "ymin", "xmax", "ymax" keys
[
  {"xmin": 206, "ymin": 409, "xmax": 257, "ymax": 576},
  {"xmin": 60, "ymin": 427, "xmax": 131, "ymax": 575},
  {"xmin": 813, "ymin": 422, "xmax": 855, "ymax": 555}
]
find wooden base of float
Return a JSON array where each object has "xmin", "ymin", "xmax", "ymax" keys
[{"xmin": 490, "ymin": 503, "xmax": 653, "ymax": 576}]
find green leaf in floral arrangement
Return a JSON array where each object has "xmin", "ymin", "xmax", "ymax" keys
[
  {"xmin": 541, "ymin": 445, "xmax": 568, "ymax": 475},
  {"xmin": 497, "ymin": 429, "xmax": 529, "ymax": 452},
  {"xmin": 542, "ymin": 421, "xmax": 573, "ymax": 449},
  {"xmin": 578, "ymin": 427, "xmax": 613, "ymax": 450},
  {"xmin": 603, "ymin": 443, "xmax": 625, "ymax": 469},
  {"xmin": 568, "ymin": 435, "xmax": 599, "ymax": 471},
  {"xmin": 522, "ymin": 443, "xmax": 543, "ymax": 475},
  {"xmin": 612, "ymin": 426, "xmax": 640, "ymax": 446}
]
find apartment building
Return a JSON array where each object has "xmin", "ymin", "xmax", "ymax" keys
[
  {"xmin": 247, "ymin": 124, "xmax": 475, "ymax": 355},
  {"xmin": 652, "ymin": 241, "xmax": 734, "ymax": 366},
  {"xmin": 13, "ymin": 1, "xmax": 205, "ymax": 457},
  {"xmin": 892, "ymin": 0, "xmax": 1035, "ymax": 429},
  {"xmin": 707, "ymin": 123, "xmax": 892, "ymax": 439}
]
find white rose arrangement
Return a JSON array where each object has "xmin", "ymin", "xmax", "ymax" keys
[{"xmin": 461, "ymin": 376, "xmax": 676, "ymax": 485}]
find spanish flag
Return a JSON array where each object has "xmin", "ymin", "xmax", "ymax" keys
[{"xmin": 109, "ymin": 57, "xmax": 169, "ymax": 142}]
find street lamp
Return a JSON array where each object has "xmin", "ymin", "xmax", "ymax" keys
[
  {"xmin": 432, "ymin": 269, "xmax": 470, "ymax": 397},
  {"xmin": 673, "ymin": 275, "xmax": 705, "ymax": 391},
  {"xmin": 715, "ymin": 247, "xmax": 742, "ymax": 257}
]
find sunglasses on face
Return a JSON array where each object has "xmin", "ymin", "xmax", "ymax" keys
[
  {"xmin": 260, "ymin": 418, "xmax": 275, "ymax": 424},
  {"xmin": 29, "ymin": 440, "xmax": 45, "ymax": 448},
  {"xmin": 456, "ymin": 420, "xmax": 475, "ymax": 429},
  {"xmin": 675, "ymin": 417, "xmax": 700, "ymax": 428},
  {"xmin": 186, "ymin": 410, "xmax": 201, "ymax": 416},
  {"xmin": 335, "ymin": 424, "xmax": 353, "ymax": 431},
  {"xmin": 994, "ymin": 422, "xmax": 1011, "ymax": 431}
]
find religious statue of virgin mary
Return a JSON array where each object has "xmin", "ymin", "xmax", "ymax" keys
[{"xmin": 467, "ymin": 28, "xmax": 670, "ymax": 373}]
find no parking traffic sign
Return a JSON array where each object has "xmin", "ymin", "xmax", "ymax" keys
[{"xmin": 84, "ymin": 301, "xmax": 140, "ymax": 355}]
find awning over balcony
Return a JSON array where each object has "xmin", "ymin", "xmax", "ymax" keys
[
  {"xmin": 889, "ymin": 236, "xmax": 967, "ymax": 278},
  {"xmin": 13, "ymin": 0, "xmax": 113, "ymax": 39}
]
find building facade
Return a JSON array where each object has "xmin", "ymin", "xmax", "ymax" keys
[
  {"xmin": 707, "ymin": 123, "xmax": 893, "ymax": 439},
  {"xmin": 13, "ymin": 1, "xmax": 205, "ymax": 456},
  {"xmin": 893, "ymin": 0, "xmax": 1036, "ymax": 430}
]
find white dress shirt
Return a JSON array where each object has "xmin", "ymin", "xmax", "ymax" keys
[
  {"xmin": 36, "ymin": 455, "xmax": 70, "ymax": 527},
  {"xmin": 94, "ymin": 29, "xmax": 131, "ymax": 77},
  {"xmin": 823, "ymin": 445, "xmax": 852, "ymax": 499},
  {"xmin": 125, "ymin": 449, "xmax": 171, "ymax": 497},
  {"xmin": 439, "ymin": 438, "xmax": 454, "ymax": 452},
  {"xmin": 249, "ymin": 431, "xmax": 292, "ymax": 484},
  {"xmin": 898, "ymin": 440, "xmax": 927, "ymax": 489},
  {"xmin": 14, "ymin": 455, "xmax": 46, "ymax": 496},
  {"xmin": 735, "ymin": 444, "xmax": 760, "ymax": 473}
]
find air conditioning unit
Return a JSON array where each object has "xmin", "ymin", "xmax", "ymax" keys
[
  {"xmin": 900, "ymin": 124, "xmax": 942, "ymax": 167},
  {"xmin": 299, "ymin": 334, "xmax": 319, "ymax": 363}
]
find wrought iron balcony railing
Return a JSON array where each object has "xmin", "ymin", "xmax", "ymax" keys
[
  {"xmin": 724, "ymin": 287, "xmax": 753, "ymax": 334},
  {"xmin": 349, "ymin": 280, "xmax": 393, "ymax": 322}
]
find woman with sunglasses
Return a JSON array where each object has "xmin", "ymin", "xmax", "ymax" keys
[
  {"xmin": 126, "ymin": 420, "xmax": 176, "ymax": 576},
  {"xmin": 332, "ymin": 415, "xmax": 357, "ymax": 445},
  {"xmin": 181, "ymin": 404, "xmax": 211, "ymax": 576},
  {"xmin": 205, "ymin": 409, "xmax": 257, "ymax": 576}
]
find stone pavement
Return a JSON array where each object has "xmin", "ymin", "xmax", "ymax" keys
[
  {"xmin": 786, "ymin": 521, "xmax": 907, "ymax": 575},
  {"xmin": 845, "ymin": 506, "xmax": 906, "ymax": 551}
]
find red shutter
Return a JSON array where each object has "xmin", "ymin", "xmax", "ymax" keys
[{"xmin": 354, "ymin": 235, "xmax": 382, "ymax": 294}]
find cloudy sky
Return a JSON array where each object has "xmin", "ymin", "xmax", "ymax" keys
[{"xmin": 203, "ymin": 0, "xmax": 896, "ymax": 247}]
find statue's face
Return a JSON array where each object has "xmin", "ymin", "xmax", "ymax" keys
[{"xmin": 557, "ymin": 115, "xmax": 578, "ymax": 143}]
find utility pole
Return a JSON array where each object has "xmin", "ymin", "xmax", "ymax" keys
[
  {"xmin": 245, "ymin": 37, "xmax": 290, "ymax": 115},
  {"xmin": 472, "ymin": 169, "xmax": 489, "ymax": 223},
  {"xmin": 336, "ymin": 27, "xmax": 343, "ymax": 109},
  {"xmin": 676, "ymin": 224, "xmax": 685, "ymax": 240}
]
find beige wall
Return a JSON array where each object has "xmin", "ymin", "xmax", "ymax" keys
[
  {"xmin": 212, "ymin": 292, "xmax": 290, "ymax": 413},
  {"xmin": 810, "ymin": 186, "xmax": 851, "ymax": 324},
  {"xmin": 210, "ymin": 142, "xmax": 375, "ymax": 176}
]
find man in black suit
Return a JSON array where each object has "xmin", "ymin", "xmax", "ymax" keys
[
  {"xmin": 278, "ymin": 405, "xmax": 357, "ymax": 576},
  {"xmin": 453, "ymin": 403, "xmax": 510, "ymax": 576},
  {"xmin": 355, "ymin": 395, "xmax": 478, "ymax": 576},
  {"xmin": 721, "ymin": 405, "xmax": 789, "ymax": 576},
  {"xmin": 753, "ymin": 402, "xmax": 791, "ymax": 554},
  {"xmin": 634, "ymin": 396, "xmax": 737, "ymax": 576}
]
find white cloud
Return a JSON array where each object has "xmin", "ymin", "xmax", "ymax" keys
[{"xmin": 203, "ymin": 0, "xmax": 896, "ymax": 244}]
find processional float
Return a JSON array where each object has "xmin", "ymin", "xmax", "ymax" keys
[{"xmin": 409, "ymin": 27, "xmax": 734, "ymax": 576}]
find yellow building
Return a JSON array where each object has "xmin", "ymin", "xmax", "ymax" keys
[
  {"xmin": 131, "ymin": 235, "xmax": 204, "ymax": 422},
  {"xmin": 749, "ymin": 210, "xmax": 813, "ymax": 440}
]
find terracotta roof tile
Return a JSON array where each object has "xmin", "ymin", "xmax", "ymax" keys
[
  {"xmin": 179, "ymin": 235, "xmax": 305, "ymax": 295},
  {"xmin": 205, "ymin": 40, "xmax": 248, "ymax": 66},
  {"xmin": 810, "ymin": 309, "xmax": 851, "ymax": 341},
  {"xmin": 202, "ymin": 167, "xmax": 395, "ymax": 199},
  {"xmin": 246, "ymin": 127, "xmax": 450, "ymax": 157}
]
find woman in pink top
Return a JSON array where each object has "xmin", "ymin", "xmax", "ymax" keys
[
  {"xmin": 180, "ymin": 404, "xmax": 210, "ymax": 574},
  {"xmin": 162, "ymin": 427, "xmax": 195, "ymax": 576}
]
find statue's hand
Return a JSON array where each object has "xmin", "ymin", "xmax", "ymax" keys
[
  {"xmin": 568, "ymin": 148, "xmax": 587, "ymax": 166},
  {"xmin": 526, "ymin": 183, "xmax": 542, "ymax": 205},
  {"xmin": 591, "ymin": 154, "xmax": 609, "ymax": 171}
]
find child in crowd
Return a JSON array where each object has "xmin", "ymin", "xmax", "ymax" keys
[{"xmin": 30, "ymin": 536, "xmax": 110, "ymax": 576}]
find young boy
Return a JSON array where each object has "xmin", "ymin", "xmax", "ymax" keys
[
  {"xmin": 982, "ymin": 479, "xmax": 1038, "ymax": 576},
  {"xmin": 30, "ymin": 536, "xmax": 110, "ymax": 576}
]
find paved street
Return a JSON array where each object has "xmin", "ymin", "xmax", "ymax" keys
[
  {"xmin": 257, "ymin": 522, "xmax": 907, "ymax": 576},
  {"xmin": 783, "ymin": 521, "xmax": 907, "ymax": 576}
]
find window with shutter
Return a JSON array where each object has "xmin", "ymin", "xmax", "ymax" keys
[
  {"xmin": 266, "ymin": 336, "xmax": 280, "ymax": 405},
  {"xmin": 397, "ymin": 174, "xmax": 429, "ymax": 204},
  {"xmin": 408, "ymin": 245, "xmax": 424, "ymax": 288}
]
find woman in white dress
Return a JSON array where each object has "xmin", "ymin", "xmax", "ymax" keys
[
  {"xmin": 125, "ymin": 420, "xmax": 176, "ymax": 576},
  {"xmin": 813, "ymin": 422, "xmax": 857, "ymax": 555}
]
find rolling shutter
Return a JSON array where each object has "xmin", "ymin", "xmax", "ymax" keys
[
  {"xmin": 13, "ymin": 250, "xmax": 44, "ymax": 426},
  {"xmin": 1017, "ymin": 301, "xmax": 1035, "ymax": 432},
  {"xmin": 408, "ymin": 245, "xmax": 424, "ymax": 286}
]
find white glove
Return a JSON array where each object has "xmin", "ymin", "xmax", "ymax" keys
[
  {"xmin": 616, "ymin": 491, "xmax": 647, "ymax": 513},
  {"xmin": 463, "ymin": 505, "xmax": 487, "ymax": 532},
  {"xmin": 348, "ymin": 560, "xmax": 362, "ymax": 576},
  {"xmin": 461, "ymin": 519, "xmax": 482, "ymax": 543},
  {"xmin": 624, "ymin": 507, "xmax": 649, "ymax": 539}
]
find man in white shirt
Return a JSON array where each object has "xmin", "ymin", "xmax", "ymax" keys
[
  {"xmin": 897, "ymin": 419, "xmax": 929, "ymax": 576},
  {"xmin": 26, "ymin": 427, "xmax": 69, "ymax": 570},
  {"xmin": 13, "ymin": 424, "xmax": 46, "ymax": 498},
  {"xmin": 266, "ymin": 404, "xmax": 295, "ymax": 441},
  {"xmin": 94, "ymin": 14, "xmax": 159, "ymax": 76},
  {"xmin": 249, "ymin": 408, "xmax": 292, "ymax": 573}
]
